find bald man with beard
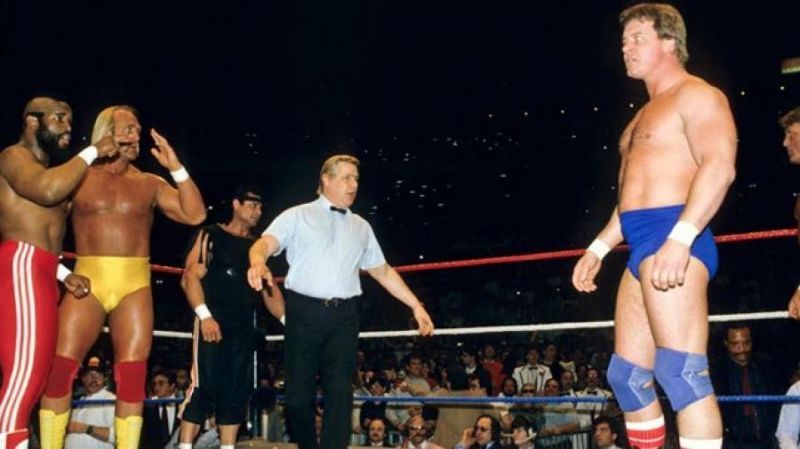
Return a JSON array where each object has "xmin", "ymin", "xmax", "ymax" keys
[{"xmin": 0, "ymin": 97, "xmax": 117, "ymax": 449}]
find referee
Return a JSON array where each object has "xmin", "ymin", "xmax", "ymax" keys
[{"xmin": 248, "ymin": 154, "xmax": 434, "ymax": 449}]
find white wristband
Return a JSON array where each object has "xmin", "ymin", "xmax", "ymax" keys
[
  {"xmin": 279, "ymin": 315, "xmax": 286, "ymax": 325},
  {"xmin": 668, "ymin": 221, "xmax": 699, "ymax": 246},
  {"xmin": 194, "ymin": 304, "xmax": 212, "ymax": 320},
  {"xmin": 78, "ymin": 146, "xmax": 98, "ymax": 166},
  {"xmin": 170, "ymin": 166, "xmax": 190, "ymax": 183},
  {"xmin": 56, "ymin": 264, "xmax": 72, "ymax": 283},
  {"xmin": 587, "ymin": 239, "xmax": 611, "ymax": 260}
]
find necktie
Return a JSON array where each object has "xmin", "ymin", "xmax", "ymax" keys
[
  {"xmin": 741, "ymin": 367, "xmax": 760, "ymax": 438},
  {"xmin": 161, "ymin": 404, "xmax": 170, "ymax": 434},
  {"xmin": 329, "ymin": 205, "xmax": 346, "ymax": 214}
]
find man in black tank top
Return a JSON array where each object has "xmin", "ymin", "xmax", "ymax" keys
[{"xmin": 177, "ymin": 186, "xmax": 285, "ymax": 449}]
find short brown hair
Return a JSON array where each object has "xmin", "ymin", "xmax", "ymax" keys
[
  {"xmin": 620, "ymin": 3, "xmax": 689, "ymax": 65},
  {"xmin": 317, "ymin": 154, "xmax": 360, "ymax": 195},
  {"xmin": 780, "ymin": 107, "xmax": 800, "ymax": 130}
]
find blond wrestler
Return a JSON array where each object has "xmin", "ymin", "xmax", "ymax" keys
[
  {"xmin": 39, "ymin": 105, "xmax": 206, "ymax": 449},
  {"xmin": 572, "ymin": 4, "xmax": 736, "ymax": 449}
]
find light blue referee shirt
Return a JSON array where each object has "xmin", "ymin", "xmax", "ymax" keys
[
  {"xmin": 776, "ymin": 380, "xmax": 800, "ymax": 449},
  {"xmin": 263, "ymin": 195, "xmax": 387, "ymax": 300}
]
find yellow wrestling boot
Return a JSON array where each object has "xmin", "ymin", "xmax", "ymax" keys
[
  {"xmin": 115, "ymin": 416, "xmax": 143, "ymax": 449},
  {"xmin": 39, "ymin": 409, "xmax": 69, "ymax": 449}
]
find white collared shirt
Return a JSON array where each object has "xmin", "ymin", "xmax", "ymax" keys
[
  {"xmin": 65, "ymin": 388, "xmax": 116, "ymax": 449},
  {"xmin": 152, "ymin": 395, "xmax": 178, "ymax": 434},
  {"xmin": 265, "ymin": 196, "xmax": 386, "ymax": 299}
]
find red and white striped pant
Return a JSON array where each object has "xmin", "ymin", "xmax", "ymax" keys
[{"xmin": 0, "ymin": 241, "xmax": 58, "ymax": 448}]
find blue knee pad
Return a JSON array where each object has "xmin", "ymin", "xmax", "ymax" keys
[
  {"xmin": 653, "ymin": 347, "xmax": 714, "ymax": 411},
  {"xmin": 606, "ymin": 354, "xmax": 657, "ymax": 412}
]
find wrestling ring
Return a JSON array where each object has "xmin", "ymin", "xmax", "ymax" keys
[{"xmin": 63, "ymin": 226, "xmax": 800, "ymax": 448}]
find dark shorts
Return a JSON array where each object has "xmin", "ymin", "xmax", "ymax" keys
[
  {"xmin": 620, "ymin": 204, "xmax": 718, "ymax": 280},
  {"xmin": 181, "ymin": 323, "xmax": 255, "ymax": 425}
]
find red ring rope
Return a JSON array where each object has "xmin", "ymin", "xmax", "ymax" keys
[{"xmin": 61, "ymin": 227, "xmax": 798, "ymax": 277}]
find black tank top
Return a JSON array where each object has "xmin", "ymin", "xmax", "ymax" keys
[{"xmin": 197, "ymin": 224, "xmax": 259, "ymax": 333}]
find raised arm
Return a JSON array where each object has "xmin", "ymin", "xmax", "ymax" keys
[
  {"xmin": 366, "ymin": 263, "xmax": 434, "ymax": 336},
  {"xmin": 151, "ymin": 129, "xmax": 207, "ymax": 225},
  {"xmin": 155, "ymin": 177, "xmax": 207, "ymax": 225},
  {"xmin": 0, "ymin": 138, "xmax": 116, "ymax": 206}
]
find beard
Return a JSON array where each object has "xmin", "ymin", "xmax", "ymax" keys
[{"xmin": 35, "ymin": 123, "xmax": 71, "ymax": 165}]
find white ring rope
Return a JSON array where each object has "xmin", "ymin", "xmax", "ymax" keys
[{"xmin": 110, "ymin": 310, "xmax": 788, "ymax": 342}]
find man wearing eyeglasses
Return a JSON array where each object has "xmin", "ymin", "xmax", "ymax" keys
[
  {"xmin": 508, "ymin": 383, "xmax": 538, "ymax": 427},
  {"xmin": 400, "ymin": 415, "xmax": 443, "ymax": 449}
]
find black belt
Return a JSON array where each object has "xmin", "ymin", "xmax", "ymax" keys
[
  {"xmin": 288, "ymin": 290, "xmax": 354, "ymax": 308},
  {"xmin": 321, "ymin": 297, "xmax": 346, "ymax": 307}
]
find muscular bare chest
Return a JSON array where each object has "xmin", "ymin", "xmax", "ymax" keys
[
  {"xmin": 620, "ymin": 96, "xmax": 685, "ymax": 157},
  {"xmin": 72, "ymin": 170, "xmax": 156, "ymax": 216}
]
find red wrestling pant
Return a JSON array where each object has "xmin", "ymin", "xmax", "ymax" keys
[{"xmin": 0, "ymin": 241, "xmax": 58, "ymax": 441}]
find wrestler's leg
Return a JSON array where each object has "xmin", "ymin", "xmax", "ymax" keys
[
  {"xmin": 217, "ymin": 424, "xmax": 239, "ymax": 447},
  {"xmin": 607, "ymin": 269, "xmax": 669, "ymax": 449},
  {"xmin": 108, "ymin": 287, "xmax": 152, "ymax": 449},
  {"xmin": 0, "ymin": 246, "xmax": 60, "ymax": 449},
  {"xmin": 41, "ymin": 292, "xmax": 106, "ymax": 412},
  {"xmin": 613, "ymin": 269, "xmax": 663, "ymax": 421},
  {"xmin": 39, "ymin": 291, "xmax": 105, "ymax": 449},
  {"xmin": 640, "ymin": 257, "xmax": 722, "ymax": 441},
  {"xmin": 178, "ymin": 420, "xmax": 201, "ymax": 446}
]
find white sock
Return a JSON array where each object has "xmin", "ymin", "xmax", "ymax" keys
[
  {"xmin": 679, "ymin": 437, "xmax": 723, "ymax": 449},
  {"xmin": 221, "ymin": 445, "xmax": 235, "ymax": 449},
  {"xmin": 179, "ymin": 443, "xmax": 192, "ymax": 449}
]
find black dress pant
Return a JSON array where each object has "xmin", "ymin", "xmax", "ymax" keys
[{"xmin": 284, "ymin": 290, "xmax": 359, "ymax": 449}]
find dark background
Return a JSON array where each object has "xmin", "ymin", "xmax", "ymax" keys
[{"xmin": 2, "ymin": 1, "xmax": 800, "ymax": 368}]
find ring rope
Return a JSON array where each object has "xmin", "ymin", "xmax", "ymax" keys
[
  {"xmin": 71, "ymin": 394, "xmax": 800, "ymax": 407},
  {"xmin": 62, "ymin": 227, "xmax": 798, "ymax": 276},
  {"xmin": 133, "ymin": 310, "xmax": 789, "ymax": 342},
  {"xmin": 71, "ymin": 228, "xmax": 792, "ymax": 340}
]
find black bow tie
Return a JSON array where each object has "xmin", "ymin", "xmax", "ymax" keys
[{"xmin": 330, "ymin": 206, "xmax": 347, "ymax": 214}]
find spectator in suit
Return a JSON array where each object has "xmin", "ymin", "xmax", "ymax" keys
[
  {"xmin": 461, "ymin": 347, "xmax": 492, "ymax": 395},
  {"xmin": 710, "ymin": 323, "xmax": 779, "ymax": 449},
  {"xmin": 142, "ymin": 369, "xmax": 180, "ymax": 449}
]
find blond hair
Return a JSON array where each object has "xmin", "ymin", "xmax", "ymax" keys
[
  {"xmin": 317, "ymin": 154, "xmax": 360, "ymax": 195},
  {"xmin": 90, "ymin": 105, "xmax": 138, "ymax": 145},
  {"xmin": 620, "ymin": 3, "xmax": 689, "ymax": 65}
]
